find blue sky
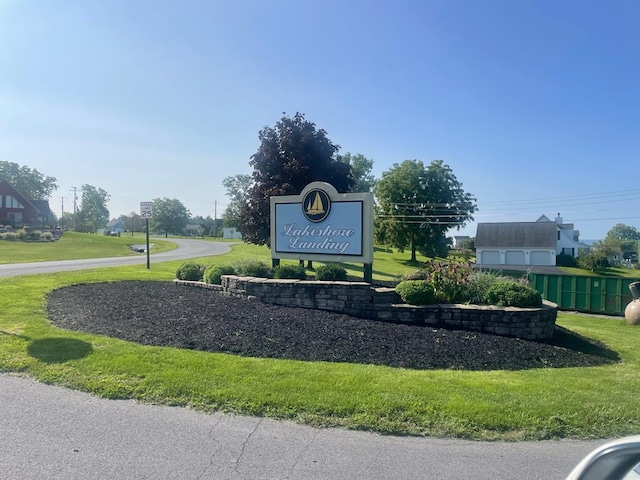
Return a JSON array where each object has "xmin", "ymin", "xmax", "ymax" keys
[{"xmin": 1, "ymin": 0, "xmax": 638, "ymax": 240}]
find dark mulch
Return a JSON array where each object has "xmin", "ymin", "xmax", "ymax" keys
[{"xmin": 46, "ymin": 281, "xmax": 620, "ymax": 371}]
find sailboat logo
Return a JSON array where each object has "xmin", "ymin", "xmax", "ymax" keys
[{"xmin": 302, "ymin": 189, "xmax": 331, "ymax": 223}]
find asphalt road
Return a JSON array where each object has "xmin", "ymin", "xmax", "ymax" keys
[
  {"xmin": 0, "ymin": 238, "xmax": 235, "ymax": 277},
  {"xmin": 0, "ymin": 239, "xmax": 608, "ymax": 479},
  {"xmin": 0, "ymin": 374, "xmax": 603, "ymax": 480}
]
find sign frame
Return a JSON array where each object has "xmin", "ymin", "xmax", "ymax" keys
[{"xmin": 140, "ymin": 201, "xmax": 154, "ymax": 219}]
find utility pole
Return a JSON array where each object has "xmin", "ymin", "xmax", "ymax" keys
[
  {"xmin": 70, "ymin": 187, "xmax": 78, "ymax": 231},
  {"xmin": 59, "ymin": 197, "xmax": 66, "ymax": 229},
  {"xmin": 214, "ymin": 200, "xmax": 217, "ymax": 238}
]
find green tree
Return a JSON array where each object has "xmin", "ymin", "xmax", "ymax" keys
[
  {"xmin": 606, "ymin": 223, "xmax": 640, "ymax": 241},
  {"xmin": 77, "ymin": 184, "xmax": 110, "ymax": 233},
  {"xmin": 190, "ymin": 215, "xmax": 221, "ymax": 236},
  {"xmin": 241, "ymin": 112, "xmax": 354, "ymax": 245},
  {"xmin": 150, "ymin": 198, "xmax": 190, "ymax": 237},
  {"xmin": 122, "ymin": 212, "xmax": 145, "ymax": 233},
  {"xmin": 374, "ymin": 160, "xmax": 476, "ymax": 261},
  {"xmin": 606, "ymin": 223, "xmax": 640, "ymax": 260},
  {"xmin": 340, "ymin": 152, "xmax": 376, "ymax": 192},
  {"xmin": 459, "ymin": 237, "xmax": 475, "ymax": 251},
  {"xmin": 222, "ymin": 173, "xmax": 253, "ymax": 229},
  {"xmin": 0, "ymin": 161, "xmax": 58, "ymax": 199}
]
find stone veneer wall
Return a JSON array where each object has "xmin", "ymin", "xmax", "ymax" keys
[{"xmin": 191, "ymin": 275, "xmax": 557, "ymax": 340}]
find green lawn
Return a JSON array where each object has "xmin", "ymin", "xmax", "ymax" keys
[
  {"xmin": 0, "ymin": 231, "xmax": 176, "ymax": 264},
  {"xmin": 1, "ymin": 243, "xmax": 639, "ymax": 440}
]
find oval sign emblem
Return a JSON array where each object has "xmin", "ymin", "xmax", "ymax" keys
[{"xmin": 302, "ymin": 189, "xmax": 331, "ymax": 223}]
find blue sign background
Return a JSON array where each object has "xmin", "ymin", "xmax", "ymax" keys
[{"xmin": 274, "ymin": 201, "xmax": 363, "ymax": 256}]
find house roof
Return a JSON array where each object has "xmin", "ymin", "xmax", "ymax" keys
[
  {"xmin": 32, "ymin": 200, "xmax": 52, "ymax": 215},
  {"xmin": 476, "ymin": 222, "xmax": 557, "ymax": 248},
  {"xmin": 0, "ymin": 179, "xmax": 39, "ymax": 210},
  {"xmin": 106, "ymin": 218, "xmax": 124, "ymax": 228}
]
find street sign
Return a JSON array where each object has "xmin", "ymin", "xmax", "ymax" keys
[{"xmin": 140, "ymin": 202, "xmax": 153, "ymax": 219}]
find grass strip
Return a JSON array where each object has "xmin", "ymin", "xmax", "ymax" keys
[{"xmin": 1, "ymin": 244, "xmax": 639, "ymax": 440}]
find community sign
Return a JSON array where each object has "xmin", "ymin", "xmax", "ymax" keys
[{"xmin": 270, "ymin": 182, "xmax": 374, "ymax": 264}]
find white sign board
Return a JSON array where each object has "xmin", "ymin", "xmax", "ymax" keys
[
  {"xmin": 270, "ymin": 182, "xmax": 374, "ymax": 263},
  {"xmin": 140, "ymin": 202, "xmax": 153, "ymax": 219}
]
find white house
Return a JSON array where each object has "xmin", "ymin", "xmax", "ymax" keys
[
  {"xmin": 223, "ymin": 227, "xmax": 242, "ymax": 239},
  {"xmin": 475, "ymin": 214, "xmax": 591, "ymax": 266},
  {"xmin": 105, "ymin": 218, "xmax": 125, "ymax": 235},
  {"xmin": 451, "ymin": 235, "xmax": 470, "ymax": 249}
]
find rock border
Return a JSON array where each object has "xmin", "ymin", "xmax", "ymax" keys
[{"xmin": 175, "ymin": 275, "xmax": 558, "ymax": 340}]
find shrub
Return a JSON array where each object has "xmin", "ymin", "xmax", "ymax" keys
[
  {"xmin": 464, "ymin": 271, "xmax": 502, "ymax": 305},
  {"xmin": 273, "ymin": 264, "xmax": 307, "ymax": 280},
  {"xmin": 395, "ymin": 280, "xmax": 437, "ymax": 305},
  {"xmin": 315, "ymin": 263, "xmax": 347, "ymax": 281},
  {"xmin": 485, "ymin": 281, "xmax": 542, "ymax": 307},
  {"xmin": 203, "ymin": 264, "xmax": 236, "ymax": 285},
  {"xmin": 402, "ymin": 260, "xmax": 472, "ymax": 303},
  {"xmin": 556, "ymin": 253, "xmax": 577, "ymax": 267},
  {"xmin": 232, "ymin": 259, "xmax": 272, "ymax": 278},
  {"xmin": 16, "ymin": 229, "xmax": 26, "ymax": 240},
  {"xmin": 2, "ymin": 232, "xmax": 17, "ymax": 241},
  {"xmin": 577, "ymin": 249, "xmax": 609, "ymax": 271},
  {"xmin": 39, "ymin": 231, "xmax": 54, "ymax": 241},
  {"xmin": 175, "ymin": 262, "xmax": 205, "ymax": 281}
]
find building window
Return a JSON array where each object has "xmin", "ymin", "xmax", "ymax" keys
[
  {"xmin": 8, "ymin": 212, "xmax": 23, "ymax": 224},
  {"xmin": 557, "ymin": 231, "xmax": 560, "ymax": 240},
  {"xmin": 6, "ymin": 195, "xmax": 24, "ymax": 209}
]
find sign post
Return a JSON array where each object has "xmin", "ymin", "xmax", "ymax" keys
[{"xmin": 140, "ymin": 202, "xmax": 153, "ymax": 269}]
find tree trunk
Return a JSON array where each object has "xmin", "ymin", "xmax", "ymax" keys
[{"xmin": 411, "ymin": 231, "xmax": 417, "ymax": 262}]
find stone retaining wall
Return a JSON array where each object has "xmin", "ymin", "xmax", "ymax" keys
[{"xmin": 178, "ymin": 276, "xmax": 557, "ymax": 340}]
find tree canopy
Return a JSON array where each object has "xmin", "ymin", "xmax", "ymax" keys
[
  {"xmin": 606, "ymin": 223, "xmax": 640, "ymax": 241},
  {"xmin": 150, "ymin": 197, "xmax": 190, "ymax": 237},
  {"xmin": 222, "ymin": 173, "xmax": 253, "ymax": 229},
  {"xmin": 605, "ymin": 223, "xmax": 640, "ymax": 260},
  {"xmin": 374, "ymin": 160, "xmax": 476, "ymax": 261},
  {"xmin": 76, "ymin": 184, "xmax": 110, "ymax": 233},
  {"xmin": 340, "ymin": 152, "xmax": 376, "ymax": 193},
  {"xmin": 241, "ymin": 113, "xmax": 354, "ymax": 245},
  {"xmin": 0, "ymin": 161, "xmax": 58, "ymax": 200}
]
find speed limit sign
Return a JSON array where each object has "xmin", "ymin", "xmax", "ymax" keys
[{"xmin": 140, "ymin": 202, "xmax": 153, "ymax": 219}]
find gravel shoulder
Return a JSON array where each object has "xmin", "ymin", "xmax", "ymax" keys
[{"xmin": 46, "ymin": 280, "xmax": 620, "ymax": 371}]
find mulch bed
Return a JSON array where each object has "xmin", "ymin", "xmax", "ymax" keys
[{"xmin": 46, "ymin": 280, "xmax": 620, "ymax": 371}]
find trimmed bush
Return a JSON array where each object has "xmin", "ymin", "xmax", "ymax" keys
[
  {"xmin": 273, "ymin": 264, "xmax": 307, "ymax": 280},
  {"xmin": 175, "ymin": 262, "xmax": 205, "ymax": 281},
  {"xmin": 40, "ymin": 231, "xmax": 54, "ymax": 241},
  {"xmin": 395, "ymin": 280, "xmax": 437, "ymax": 305},
  {"xmin": 232, "ymin": 259, "xmax": 272, "ymax": 278},
  {"xmin": 203, "ymin": 264, "xmax": 236, "ymax": 285},
  {"xmin": 485, "ymin": 281, "xmax": 542, "ymax": 307},
  {"xmin": 556, "ymin": 252, "xmax": 577, "ymax": 267},
  {"xmin": 315, "ymin": 263, "xmax": 347, "ymax": 281}
]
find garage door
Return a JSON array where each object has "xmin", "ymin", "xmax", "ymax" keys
[
  {"xmin": 505, "ymin": 250, "xmax": 526, "ymax": 265},
  {"xmin": 530, "ymin": 251, "xmax": 554, "ymax": 266},
  {"xmin": 480, "ymin": 250, "xmax": 500, "ymax": 264}
]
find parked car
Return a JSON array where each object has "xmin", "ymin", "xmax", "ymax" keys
[{"xmin": 565, "ymin": 435, "xmax": 640, "ymax": 479}]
